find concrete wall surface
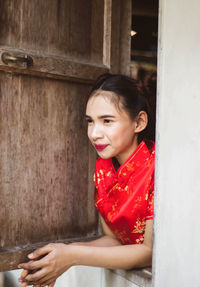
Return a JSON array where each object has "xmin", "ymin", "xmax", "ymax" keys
[
  {"xmin": 5, "ymin": 267, "xmax": 151, "ymax": 287},
  {"xmin": 153, "ymin": 0, "xmax": 200, "ymax": 286}
]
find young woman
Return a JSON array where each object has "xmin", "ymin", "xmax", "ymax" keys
[{"xmin": 18, "ymin": 72, "xmax": 156, "ymax": 287}]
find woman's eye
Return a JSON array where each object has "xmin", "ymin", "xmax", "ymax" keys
[
  {"xmin": 86, "ymin": 118, "xmax": 93, "ymax": 124},
  {"xmin": 104, "ymin": 119, "xmax": 112, "ymax": 124}
]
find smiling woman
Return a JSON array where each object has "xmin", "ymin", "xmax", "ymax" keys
[
  {"xmin": 18, "ymin": 73, "xmax": 156, "ymax": 287},
  {"xmin": 86, "ymin": 93, "xmax": 146, "ymax": 164}
]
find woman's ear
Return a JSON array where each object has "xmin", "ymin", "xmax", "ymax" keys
[{"xmin": 135, "ymin": 111, "xmax": 148, "ymax": 133}]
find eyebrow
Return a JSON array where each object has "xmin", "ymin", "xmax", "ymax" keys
[{"xmin": 85, "ymin": 114, "xmax": 116, "ymax": 119}]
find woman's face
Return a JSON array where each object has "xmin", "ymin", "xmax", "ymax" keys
[{"xmin": 86, "ymin": 91, "xmax": 138, "ymax": 165}]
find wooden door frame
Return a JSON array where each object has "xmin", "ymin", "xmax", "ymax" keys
[{"xmin": 0, "ymin": 0, "xmax": 132, "ymax": 271}]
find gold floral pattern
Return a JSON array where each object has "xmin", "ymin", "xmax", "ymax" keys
[
  {"xmin": 132, "ymin": 218, "xmax": 146, "ymax": 234},
  {"xmin": 94, "ymin": 141, "xmax": 155, "ymax": 245},
  {"xmin": 136, "ymin": 235, "xmax": 145, "ymax": 244}
]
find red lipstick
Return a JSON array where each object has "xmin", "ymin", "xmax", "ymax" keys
[{"xmin": 94, "ymin": 144, "xmax": 108, "ymax": 151}]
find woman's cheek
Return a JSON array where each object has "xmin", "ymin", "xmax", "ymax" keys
[{"xmin": 87, "ymin": 127, "xmax": 92, "ymax": 142}]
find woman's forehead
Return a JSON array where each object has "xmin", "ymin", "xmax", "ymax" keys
[
  {"xmin": 87, "ymin": 92, "xmax": 118, "ymax": 111},
  {"xmin": 90, "ymin": 89, "xmax": 116, "ymax": 99},
  {"xmin": 86, "ymin": 92, "xmax": 129, "ymax": 119},
  {"xmin": 88, "ymin": 90, "xmax": 123, "ymax": 109}
]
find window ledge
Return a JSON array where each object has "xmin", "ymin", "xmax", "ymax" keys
[{"xmin": 111, "ymin": 268, "xmax": 152, "ymax": 287}]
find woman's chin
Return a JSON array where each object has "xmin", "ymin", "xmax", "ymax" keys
[{"xmin": 97, "ymin": 152, "xmax": 114, "ymax": 160}]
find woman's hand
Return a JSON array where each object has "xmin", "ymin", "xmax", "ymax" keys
[
  {"xmin": 19, "ymin": 269, "xmax": 56, "ymax": 287},
  {"xmin": 18, "ymin": 243, "xmax": 75, "ymax": 286},
  {"xmin": 19, "ymin": 270, "xmax": 56, "ymax": 287}
]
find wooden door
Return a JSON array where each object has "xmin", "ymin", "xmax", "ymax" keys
[{"xmin": 0, "ymin": 0, "xmax": 131, "ymax": 271}]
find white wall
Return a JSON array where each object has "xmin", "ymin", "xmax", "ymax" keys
[
  {"xmin": 153, "ymin": 0, "xmax": 200, "ymax": 286},
  {"xmin": 7, "ymin": 267, "xmax": 145, "ymax": 287},
  {"xmin": 7, "ymin": 267, "xmax": 104, "ymax": 287}
]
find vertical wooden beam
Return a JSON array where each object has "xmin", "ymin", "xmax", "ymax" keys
[
  {"xmin": 103, "ymin": 0, "xmax": 112, "ymax": 67},
  {"xmin": 0, "ymin": 273, "xmax": 4, "ymax": 287},
  {"xmin": 119, "ymin": 0, "xmax": 132, "ymax": 75},
  {"xmin": 110, "ymin": 0, "xmax": 132, "ymax": 75}
]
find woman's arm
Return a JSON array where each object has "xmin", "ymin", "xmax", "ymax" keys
[
  {"xmin": 71, "ymin": 216, "xmax": 121, "ymax": 247},
  {"xmin": 18, "ymin": 219, "xmax": 153, "ymax": 286},
  {"xmin": 18, "ymin": 215, "xmax": 121, "ymax": 287},
  {"xmin": 71, "ymin": 218, "xmax": 153, "ymax": 270}
]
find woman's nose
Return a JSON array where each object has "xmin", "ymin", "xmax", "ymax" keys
[{"xmin": 90, "ymin": 124, "xmax": 104, "ymax": 141}]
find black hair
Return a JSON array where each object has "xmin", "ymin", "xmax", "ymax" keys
[{"xmin": 89, "ymin": 72, "xmax": 156, "ymax": 149}]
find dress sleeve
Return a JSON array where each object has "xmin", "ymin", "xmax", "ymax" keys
[{"xmin": 145, "ymin": 176, "xmax": 154, "ymax": 220}]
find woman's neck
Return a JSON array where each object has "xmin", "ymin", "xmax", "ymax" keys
[
  {"xmin": 112, "ymin": 157, "xmax": 121, "ymax": 171},
  {"xmin": 115, "ymin": 138, "xmax": 139, "ymax": 165}
]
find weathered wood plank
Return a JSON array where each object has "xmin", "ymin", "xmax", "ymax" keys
[
  {"xmin": 0, "ymin": 236, "xmax": 100, "ymax": 271},
  {"xmin": 0, "ymin": 0, "xmax": 132, "ymax": 272},
  {"xmin": 0, "ymin": 0, "xmax": 105, "ymax": 64},
  {"xmin": 0, "ymin": 47, "xmax": 109, "ymax": 83},
  {"xmin": 103, "ymin": 0, "xmax": 112, "ymax": 67},
  {"xmin": 110, "ymin": 0, "xmax": 132, "ymax": 75},
  {"xmin": 0, "ymin": 72, "xmax": 98, "ymax": 256}
]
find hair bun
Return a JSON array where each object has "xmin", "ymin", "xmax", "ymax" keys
[
  {"xmin": 136, "ymin": 68, "xmax": 157, "ymax": 143},
  {"xmin": 137, "ymin": 68, "xmax": 157, "ymax": 97}
]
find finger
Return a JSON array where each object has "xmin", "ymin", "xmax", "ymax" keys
[
  {"xmin": 26, "ymin": 272, "xmax": 55, "ymax": 286},
  {"xmin": 19, "ymin": 269, "xmax": 31, "ymax": 283},
  {"xmin": 42, "ymin": 278, "xmax": 56, "ymax": 287},
  {"xmin": 18, "ymin": 260, "xmax": 35, "ymax": 271},
  {"xmin": 27, "ymin": 244, "xmax": 54, "ymax": 260},
  {"xmin": 19, "ymin": 269, "xmax": 29, "ymax": 281},
  {"xmin": 24, "ymin": 267, "xmax": 50, "ymax": 284},
  {"xmin": 19, "ymin": 282, "xmax": 28, "ymax": 287},
  {"xmin": 49, "ymin": 282, "xmax": 56, "ymax": 287},
  {"xmin": 22, "ymin": 269, "xmax": 29, "ymax": 277},
  {"xmin": 18, "ymin": 255, "xmax": 49, "ymax": 271},
  {"xmin": 38, "ymin": 275, "xmax": 54, "ymax": 285}
]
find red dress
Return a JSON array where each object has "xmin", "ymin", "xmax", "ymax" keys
[{"xmin": 94, "ymin": 141, "xmax": 155, "ymax": 245}]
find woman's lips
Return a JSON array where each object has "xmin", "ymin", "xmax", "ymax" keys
[{"xmin": 94, "ymin": 144, "xmax": 108, "ymax": 151}]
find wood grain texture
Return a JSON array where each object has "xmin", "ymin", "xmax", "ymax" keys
[
  {"xmin": 0, "ymin": 72, "xmax": 98, "ymax": 267},
  {"xmin": 103, "ymin": 0, "xmax": 112, "ymax": 67},
  {"xmin": 0, "ymin": 0, "xmax": 104, "ymax": 64},
  {"xmin": 110, "ymin": 0, "xmax": 132, "ymax": 75},
  {"xmin": 0, "ymin": 235, "xmax": 101, "ymax": 272},
  {"xmin": 0, "ymin": 0, "xmax": 131, "ymax": 272},
  {"xmin": 0, "ymin": 47, "xmax": 109, "ymax": 83}
]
